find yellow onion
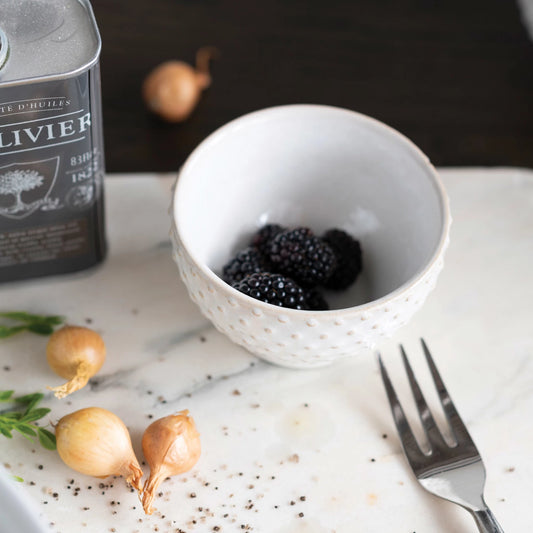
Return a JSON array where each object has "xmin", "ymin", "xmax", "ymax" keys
[
  {"xmin": 47, "ymin": 325, "xmax": 105, "ymax": 399},
  {"xmin": 142, "ymin": 46, "xmax": 217, "ymax": 122},
  {"xmin": 142, "ymin": 410, "xmax": 201, "ymax": 514},
  {"xmin": 55, "ymin": 407, "xmax": 143, "ymax": 491}
]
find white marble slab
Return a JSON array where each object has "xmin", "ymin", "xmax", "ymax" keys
[{"xmin": 0, "ymin": 168, "xmax": 532, "ymax": 533}]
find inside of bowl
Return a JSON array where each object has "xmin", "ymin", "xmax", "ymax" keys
[{"xmin": 176, "ymin": 106, "xmax": 446, "ymax": 308}]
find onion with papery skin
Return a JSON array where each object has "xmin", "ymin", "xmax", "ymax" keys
[
  {"xmin": 46, "ymin": 325, "xmax": 106, "ymax": 399},
  {"xmin": 55, "ymin": 407, "xmax": 143, "ymax": 491},
  {"xmin": 142, "ymin": 46, "xmax": 217, "ymax": 122},
  {"xmin": 142, "ymin": 410, "xmax": 201, "ymax": 514}
]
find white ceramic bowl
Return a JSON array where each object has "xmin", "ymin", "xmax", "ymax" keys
[
  {"xmin": 171, "ymin": 105, "xmax": 450, "ymax": 368},
  {"xmin": 0, "ymin": 466, "xmax": 50, "ymax": 533}
]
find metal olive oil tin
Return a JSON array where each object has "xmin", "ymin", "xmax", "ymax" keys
[{"xmin": 0, "ymin": 0, "xmax": 106, "ymax": 283}]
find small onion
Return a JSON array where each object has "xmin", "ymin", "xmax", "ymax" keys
[
  {"xmin": 142, "ymin": 410, "xmax": 201, "ymax": 514},
  {"xmin": 47, "ymin": 325, "xmax": 106, "ymax": 399},
  {"xmin": 142, "ymin": 46, "xmax": 217, "ymax": 122},
  {"xmin": 55, "ymin": 407, "xmax": 143, "ymax": 491}
]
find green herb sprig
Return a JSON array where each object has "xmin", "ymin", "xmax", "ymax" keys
[
  {"xmin": 0, "ymin": 390, "xmax": 56, "ymax": 450},
  {"xmin": 0, "ymin": 312, "xmax": 64, "ymax": 338}
]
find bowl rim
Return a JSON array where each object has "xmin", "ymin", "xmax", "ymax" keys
[{"xmin": 173, "ymin": 104, "xmax": 451, "ymax": 316}]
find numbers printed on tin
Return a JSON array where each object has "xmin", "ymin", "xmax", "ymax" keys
[
  {"xmin": 70, "ymin": 151, "xmax": 93, "ymax": 167},
  {"xmin": 69, "ymin": 148, "xmax": 101, "ymax": 184}
]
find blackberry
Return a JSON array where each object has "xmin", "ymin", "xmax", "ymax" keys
[
  {"xmin": 232, "ymin": 272, "xmax": 308, "ymax": 310},
  {"xmin": 305, "ymin": 289, "xmax": 329, "ymax": 311},
  {"xmin": 251, "ymin": 224, "xmax": 285, "ymax": 256},
  {"xmin": 322, "ymin": 229, "xmax": 362, "ymax": 290},
  {"xmin": 222, "ymin": 247, "xmax": 270, "ymax": 284},
  {"xmin": 267, "ymin": 227, "xmax": 337, "ymax": 287}
]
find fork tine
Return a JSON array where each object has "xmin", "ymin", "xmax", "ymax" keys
[
  {"xmin": 400, "ymin": 345, "xmax": 447, "ymax": 450},
  {"xmin": 420, "ymin": 339, "xmax": 474, "ymax": 446},
  {"xmin": 377, "ymin": 353, "xmax": 425, "ymax": 464}
]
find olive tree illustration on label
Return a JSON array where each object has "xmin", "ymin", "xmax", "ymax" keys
[{"xmin": 0, "ymin": 157, "xmax": 61, "ymax": 219}]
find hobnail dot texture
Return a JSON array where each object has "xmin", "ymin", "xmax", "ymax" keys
[{"xmin": 170, "ymin": 223, "xmax": 448, "ymax": 369}]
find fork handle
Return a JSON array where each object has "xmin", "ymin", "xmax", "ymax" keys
[{"xmin": 471, "ymin": 508, "xmax": 504, "ymax": 533}]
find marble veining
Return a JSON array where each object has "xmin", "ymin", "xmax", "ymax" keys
[{"xmin": 0, "ymin": 169, "xmax": 532, "ymax": 532}]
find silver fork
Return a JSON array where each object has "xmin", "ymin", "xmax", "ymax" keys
[{"xmin": 378, "ymin": 339, "xmax": 504, "ymax": 533}]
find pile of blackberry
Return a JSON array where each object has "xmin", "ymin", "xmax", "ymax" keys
[{"xmin": 222, "ymin": 223, "xmax": 363, "ymax": 310}]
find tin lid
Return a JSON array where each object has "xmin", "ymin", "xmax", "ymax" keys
[{"xmin": 0, "ymin": 0, "xmax": 101, "ymax": 87}]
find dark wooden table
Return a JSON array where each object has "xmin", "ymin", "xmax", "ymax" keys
[{"xmin": 90, "ymin": 0, "xmax": 533, "ymax": 173}]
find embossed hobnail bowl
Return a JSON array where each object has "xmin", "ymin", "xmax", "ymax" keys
[{"xmin": 171, "ymin": 105, "xmax": 450, "ymax": 368}]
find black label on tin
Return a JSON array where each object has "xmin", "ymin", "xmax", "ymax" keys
[{"xmin": 0, "ymin": 69, "xmax": 106, "ymax": 282}]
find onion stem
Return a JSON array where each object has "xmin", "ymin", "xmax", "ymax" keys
[{"xmin": 48, "ymin": 360, "xmax": 91, "ymax": 399}]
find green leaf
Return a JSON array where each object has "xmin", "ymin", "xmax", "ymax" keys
[
  {"xmin": 19, "ymin": 409, "xmax": 49, "ymax": 424},
  {"xmin": 0, "ymin": 388, "xmax": 55, "ymax": 451},
  {"xmin": 15, "ymin": 425, "xmax": 37, "ymax": 437},
  {"xmin": 0, "ymin": 311, "xmax": 40, "ymax": 322},
  {"xmin": 0, "ymin": 325, "xmax": 28, "ymax": 338},
  {"xmin": 15, "ymin": 393, "xmax": 43, "ymax": 413},
  {"xmin": 0, "ymin": 427, "xmax": 13, "ymax": 438},
  {"xmin": 40, "ymin": 315, "xmax": 64, "ymax": 326},
  {"xmin": 11, "ymin": 475, "xmax": 24, "ymax": 482},
  {"xmin": 0, "ymin": 390, "xmax": 14, "ymax": 402},
  {"xmin": 26, "ymin": 323, "xmax": 54, "ymax": 336},
  {"xmin": 0, "ymin": 312, "xmax": 63, "ymax": 325},
  {"xmin": 20, "ymin": 408, "xmax": 50, "ymax": 423},
  {"xmin": 0, "ymin": 412, "xmax": 22, "ymax": 420},
  {"xmin": 37, "ymin": 428, "xmax": 56, "ymax": 450},
  {"xmin": 15, "ymin": 392, "xmax": 43, "ymax": 404},
  {"xmin": 0, "ymin": 312, "xmax": 64, "ymax": 339}
]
